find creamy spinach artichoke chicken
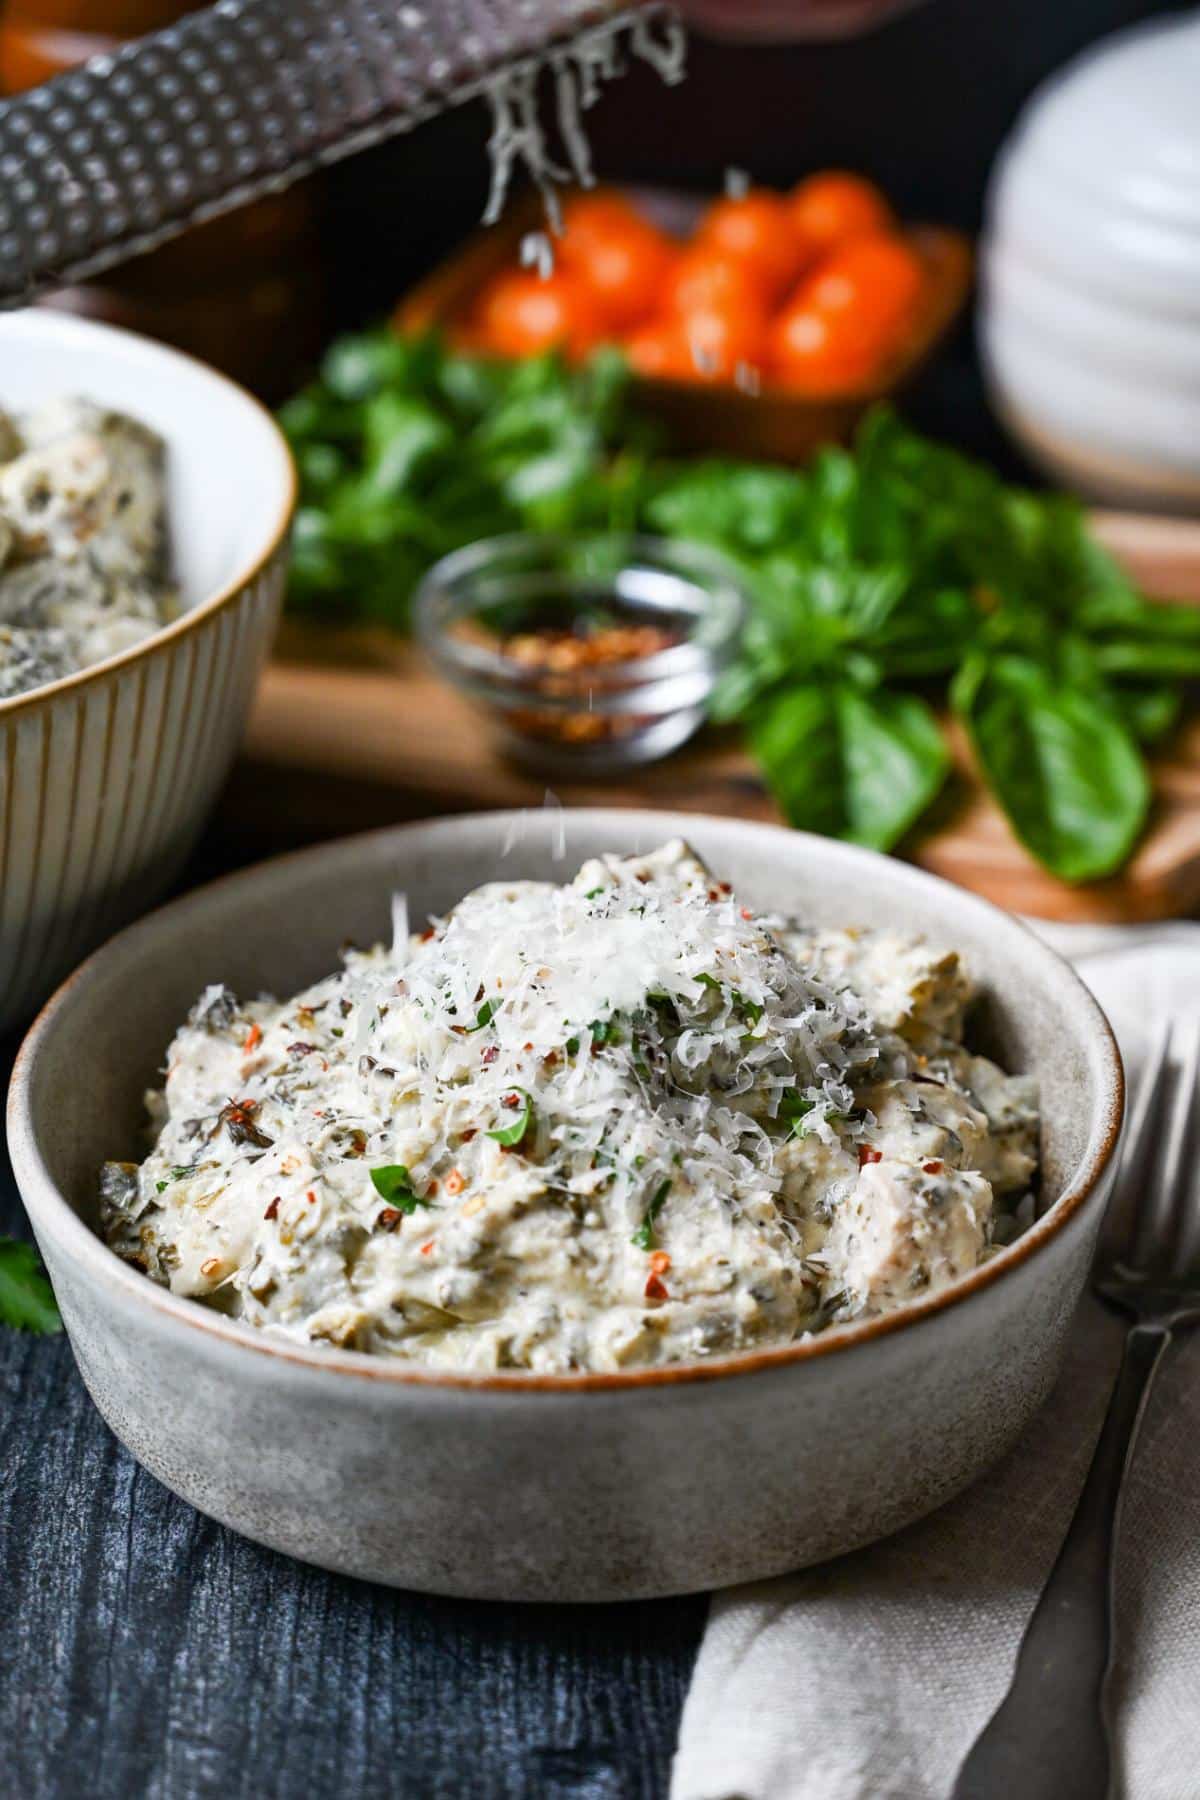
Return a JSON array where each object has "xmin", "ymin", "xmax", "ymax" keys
[
  {"xmin": 101, "ymin": 843, "xmax": 1039, "ymax": 1373},
  {"xmin": 0, "ymin": 397, "xmax": 173, "ymax": 700}
]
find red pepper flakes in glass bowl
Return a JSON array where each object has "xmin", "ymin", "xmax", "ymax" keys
[{"xmin": 415, "ymin": 532, "xmax": 747, "ymax": 776}]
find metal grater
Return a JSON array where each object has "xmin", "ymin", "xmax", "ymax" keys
[{"xmin": 0, "ymin": 0, "xmax": 683, "ymax": 308}]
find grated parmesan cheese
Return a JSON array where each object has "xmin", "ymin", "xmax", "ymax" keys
[{"xmin": 99, "ymin": 842, "xmax": 1039, "ymax": 1372}]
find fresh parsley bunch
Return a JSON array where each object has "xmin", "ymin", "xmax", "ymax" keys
[{"xmin": 645, "ymin": 410, "xmax": 1200, "ymax": 882}]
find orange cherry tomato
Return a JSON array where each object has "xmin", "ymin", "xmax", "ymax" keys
[
  {"xmin": 678, "ymin": 299, "xmax": 765, "ymax": 380},
  {"xmin": 625, "ymin": 320, "xmax": 697, "ymax": 381},
  {"xmin": 627, "ymin": 303, "xmax": 764, "ymax": 385},
  {"xmin": 801, "ymin": 232, "xmax": 925, "ymax": 342},
  {"xmin": 697, "ymin": 188, "xmax": 810, "ymax": 302},
  {"xmin": 788, "ymin": 171, "xmax": 894, "ymax": 253},
  {"xmin": 666, "ymin": 246, "xmax": 770, "ymax": 319},
  {"xmin": 558, "ymin": 207, "xmax": 676, "ymax": 333},
  {"xmin": 559, "ymin": 189, "xmax": 650, "ymax": 255},
  {"xmin": 474, "ymin": 268, "xmax": 605, "ymax": 360},
  {"xmin": 768, "ymin": 302, "xmax": 884, "ymax": 395}
]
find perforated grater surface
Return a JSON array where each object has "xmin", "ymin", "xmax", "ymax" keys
[{"xmin": 0, "ymin": 0, "xmax": 683, "ymax": 307}]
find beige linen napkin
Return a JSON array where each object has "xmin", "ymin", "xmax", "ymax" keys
[{"xmin": 671, "ymin": 926, "xmax": 1200, "ymax": 1800}]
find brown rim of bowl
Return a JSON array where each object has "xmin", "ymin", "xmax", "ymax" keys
[
  {"xmin": 8, "ymin": 815, "xmax": 1126, "ymax": 1396},
  {"xmin": 0, "ymin": 315, "xmax": 297, "ymax": 720}
]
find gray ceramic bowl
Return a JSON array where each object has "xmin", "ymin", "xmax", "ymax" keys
[{"xmin": 8, "ymin": 811, "xmax": 1123, "ymax": 1602}]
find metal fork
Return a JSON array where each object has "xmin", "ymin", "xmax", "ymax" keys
[{"xmin": 953, "ymin": 1021, "xmax": 1200, "ymax": 1800}]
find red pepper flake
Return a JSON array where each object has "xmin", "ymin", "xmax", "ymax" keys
[
  {"xmin": 858, "ymin": 1145, "xmax": 883, "ymax": 1166},
  {"xmin": 420, "ymin": 927, "xmax": 435, "ymax": 942},
  {"xmin": 426, "ymin": 1178, "xmax": 440, "ymax": 1195},
  {"xmin": 376, "ymin": 1208, "xmax": 402, "ymax": 1232},
  {"xmin": 719, "ymin": 882, "xmax": 732, "ymax": 895},
  {"xmin": 923, "ymin": 1160, "xmax": 943, "ymax": 1175},
  {"xmin": 263, "ymin": 1196, "xmax": 281, "ymax": 1221},
  {"xmin": 243, "ymin": 1022, "xmax": 262, "ymax": 1053},
  {"xmin": 306, "ymin": 1189, "xmax": 317, "ymax": 1205},
  {"xmin": 707, "ymin": 888, "xmax": 720, "ymax": 902},
  {"xmin": 501, "ymin": 1092, "xmax": 521, "ymax": 1109},
  {"xmin": 523, "ymin": 1042, "xmax": 533, "ymax": 1052},
  {"xmin": 649, "ymin": 1250, "xmax": 671, "ymax": 1276},
  {"xmin": 741, "ymin": 907, "xmax": 753, "ymax": 920},
  {"xmin": 460, "ymin": 1128, "xmax": 477, "ymax": 1144},
  {"xmin": 419, "ymin": 1240, "xmax": 434, "ymax": 1256},
  {"xmin": 644, "ymin": 1273, "xmax": 669, "ymax": 1302},
  {"xmin": 481, "ymin": 1046, "xmax": 499, "ymax": 1065},
  {"xmin": 445, "ymin": 1169, "xmax": 465, "ymax": 1196}
]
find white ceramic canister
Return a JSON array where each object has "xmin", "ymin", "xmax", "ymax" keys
[{"xmin": 981, "ymin": 12, "xmax": 1200, "ymax": 510}]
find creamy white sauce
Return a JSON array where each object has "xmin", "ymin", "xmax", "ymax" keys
[
  {"xmin": 100, "ymin": 843, "xmax": 1040, "ymax": 1372},
  {"xmin": 0, "ymin": 397, "xmax": 174, "ymax": 700}
]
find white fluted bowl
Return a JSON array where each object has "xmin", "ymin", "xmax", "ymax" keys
[
  {"xmin": 981, "ymin": 13, "xmax": 1200, "ymax": 508},
  {"xmin": 0, "ymin": 310, "xmax": 295, "ymax": 1032}
]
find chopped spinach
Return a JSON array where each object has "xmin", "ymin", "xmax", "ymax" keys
[{"xmin": 631, "ymin": 1179, "xmax": 671, "ymax": 1251}]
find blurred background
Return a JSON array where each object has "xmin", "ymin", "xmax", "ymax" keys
[
  {"xmin": 1, "ymin": 0, "xmax": 1187, "ymax": 472},
  {"xmin": 4, "ymin": 0, "xmax": 1199, "ymax": 925}
]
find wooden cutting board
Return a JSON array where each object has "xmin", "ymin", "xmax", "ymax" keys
[{"xmin": 242, "ymin": 511, "xmax": 1200, "ymax": 924}]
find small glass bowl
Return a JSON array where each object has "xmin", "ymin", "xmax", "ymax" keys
[{"xmin": 414, "ymin": 532, "xmax": 748, "ymax": 777}]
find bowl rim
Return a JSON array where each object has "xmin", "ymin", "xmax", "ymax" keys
[
  {"xmin": 7, "ymin": 809, "xmax": 1125, "ymax": 1395},
  {"xmin": 0, "ymin": 309, "xmax": 297, "ymax": 719}
]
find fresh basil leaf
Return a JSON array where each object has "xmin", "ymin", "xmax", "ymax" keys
[
  {"xmin": 0, "ymin": 1238, "xmax": 61, "ymax": 1334},
  {"xmin": 1091, "ymin": 639, "xmax": 1200, "ymax": 679},
  {"xmin": 486, "ymin": 1089, "xmax": 534, "ymax": 1147},
  {"xmin": 954, "ymin": 655, "xmax": 1150, "ymax": 881},
  {"xmin": 836, "ymin": 686, "xmax": 950, "ymax": 850},
  {"xmin": 369, "ymin": 1165, "xmax": 428, "ymax": 1213},
  {"xmin": 751, "ymin": 682, "xmax": 948, "ymax": 852},
  {"xmin": 646, "ymin": 461, "xmax": 804, "ymax": 554},
  {"xmin": 750, "ymin": 683, "xmax": 846, "ymax": 840},
  {"xmin": 1109, "ymin": 683, "xmax": 1182, "ymax": 745},
  {"xmin": 363, "ymin": 393, "xmax": 453, "ymax": 497},
  {"xmin": 466, "ymin": 999, "xmax": 498, "ymax": 1032},
  {"xmin": 320, "ymin": 332, "xmax": 422, "ymax": 403}
]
